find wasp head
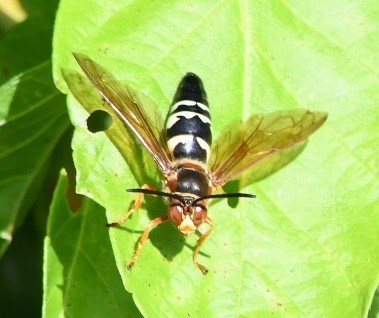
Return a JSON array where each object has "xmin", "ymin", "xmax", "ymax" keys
[{"xmin": 168, "ymin": 197, "xmax": 207, "ymax": 235}]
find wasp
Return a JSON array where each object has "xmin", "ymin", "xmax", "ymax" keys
[{"xmin": 69, "ymin": 53, "xmax": 327, "ymax": 274}]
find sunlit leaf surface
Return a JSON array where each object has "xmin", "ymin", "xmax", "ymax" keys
[{"xmin": 53, "ymin": 0, "xmax": 379, "ymax": 317}]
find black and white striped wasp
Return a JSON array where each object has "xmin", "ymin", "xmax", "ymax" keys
[{"xmin": 68, "ymin": 53, "xmax": 327, "ymax": 274}]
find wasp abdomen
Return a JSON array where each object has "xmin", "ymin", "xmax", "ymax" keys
[{"xmin": 166, "ymin": 73, "xmax": 212, "ymax": 163}]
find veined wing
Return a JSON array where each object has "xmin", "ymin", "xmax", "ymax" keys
[
  {"xmin": 209, "ymin": 110, "xmax": 328, "ymax": 188},
  {"xmin": 73, "ymin": 53, "xmax": 174, "ymax": 175}
]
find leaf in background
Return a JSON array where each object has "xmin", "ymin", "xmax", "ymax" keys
[
  {"xmin": 368, "ymin": 287, "xmax": 379, "ymax": 318},
  {"xmin": 53, "ymin": 0, "xmax": 379, "ymax": 317},
  {"xmin": 43, "ymin": 171, "xmax": 141, "ymax": 318},
  {"xmin": 0, "ymin": 0, "xmax": 59, "ymax": 84},
  {"xmin": 0, "ymin": 62, "xmax": 69, "ymax": 256}
]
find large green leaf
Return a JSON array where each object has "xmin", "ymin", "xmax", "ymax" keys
[{"xmin": 53, "ymin": 1, "xmax": 379, "ymax": 317}]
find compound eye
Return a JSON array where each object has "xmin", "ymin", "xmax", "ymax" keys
[
  {"xmin": 192, "ymin": 204, "xmax": 207, "ymax": 226},
  {"xmin": 168, "ymin": 203, "xmax": 183, "ymax": 226}
]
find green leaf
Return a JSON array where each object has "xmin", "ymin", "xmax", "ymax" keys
[
  {"xmin": 368, "ymin": 287, "xmax": 379, "ymax": 318},
  {"xmin": 0, "ymin": 62, "xmax": 69, "ymax": 256},
  {"xmin": 43, "ymin": 171, "xmax": 141, "ymax": 317},
  {"xmin": 0, "ymin": 0, "xmax": 59, "ymax": 84},
  {"xmin": 53, "ymin": 1, "xmax": 379, "ymax": 317}
]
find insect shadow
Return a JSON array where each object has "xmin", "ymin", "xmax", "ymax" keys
[{"xmin": 112, "ymin": 194, "xmax": 188, "ymax": 261}]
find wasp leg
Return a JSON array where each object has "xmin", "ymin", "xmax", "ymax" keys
[
  {"xmin": 128, "ymin": 215, "xmax": 169, "ymax": 270},
  {"xmin": 193, "ymin": 217, "xmax": 214, "ymax": 274},
  {"xmin": 106, "ymin": 184, "xmax": 156, "ymax": 227}
]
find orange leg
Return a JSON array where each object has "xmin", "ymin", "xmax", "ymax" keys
[
  {"xmin": 106, "ymin": 184, "xmax": 168, "ymax": 270},
  {"xmin": 128, "ymin": 216, "xmax": 169, "ymax": 270},
  {"xmin": 193, "ymin": 217, "xmax": 214, "ymax": 274},
  {"xmin": 106, "ymin": 184, "xmax": 155, "ymax": 227}
]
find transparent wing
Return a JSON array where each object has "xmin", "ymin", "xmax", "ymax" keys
[
  {"xmin": 72, "ymin": 53, "xmax": 174, "ymax": 176},
  {"xmin": 209, "ymin": 110, "xmax": 328, "ymax": 187}
]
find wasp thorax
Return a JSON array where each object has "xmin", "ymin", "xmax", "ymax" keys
[{"xmin": 168, "ymin": 199, "xmax": 207, "ymax": 235}]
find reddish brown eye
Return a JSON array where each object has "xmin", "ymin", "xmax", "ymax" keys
[
  {"xmin": 192, "ymin": 205, "xmax": 206, "ymax": 226},
  {"xmin": 168, "ymin": 203, "xmax": 183, "ymax": 226}
]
